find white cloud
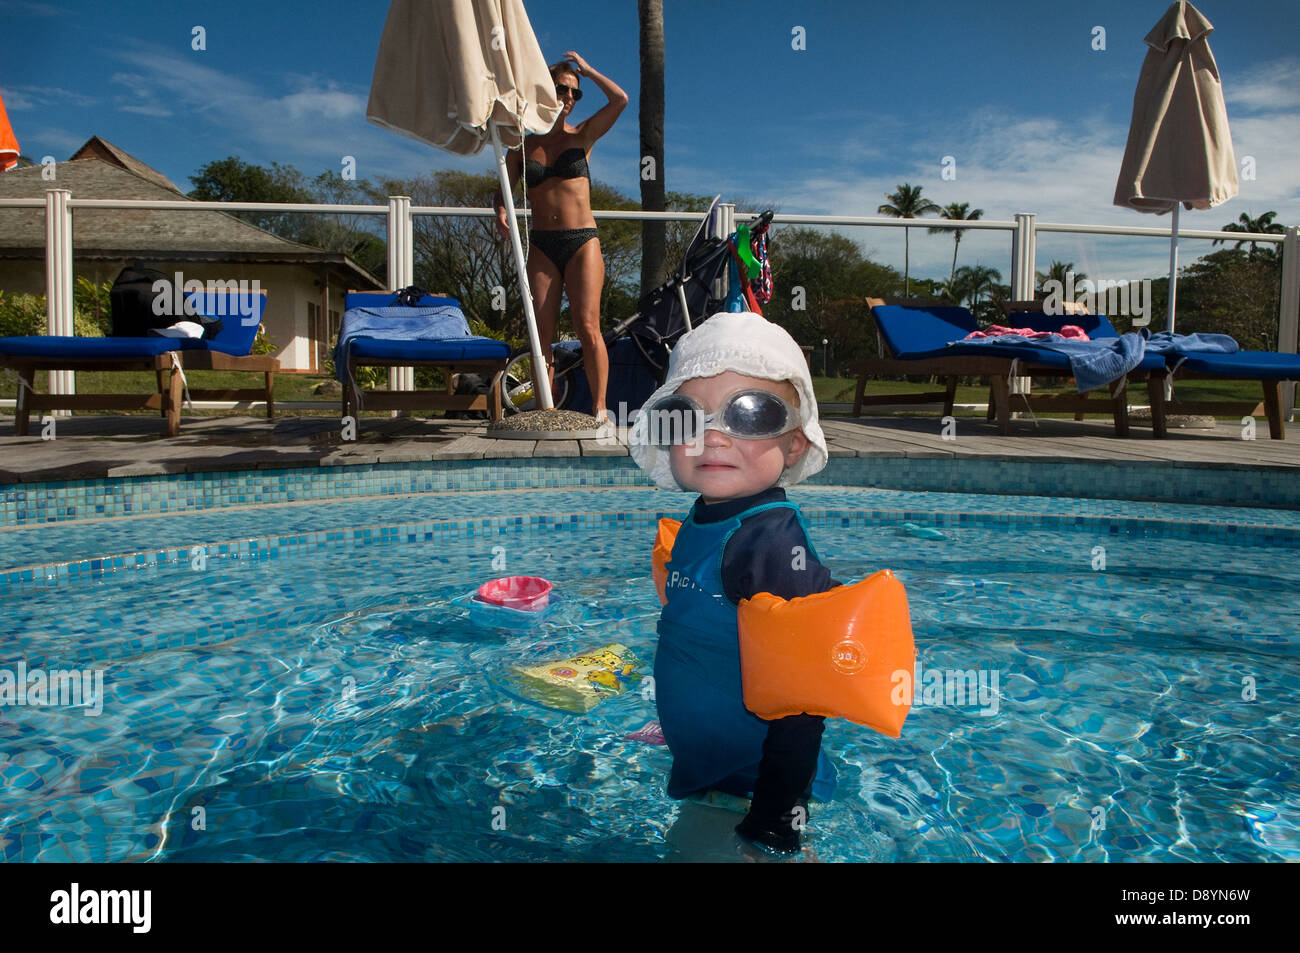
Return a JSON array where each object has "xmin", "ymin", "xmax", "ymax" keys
[
  {"xmin": 102, "ymin": 45, "xmax": 417, "ymax": 174},
  {"xmin": 682, "ymin": 95, "xmax": 1300, "ymax": 285},
  {"xmin": 1, "ymin": 85, "xmax": 96, "ymax": 110},
  {"xmin": 119, "ymin": 104, "xmax": 174, "ymax": 118},
  {"xmin": 13, "ymin": 126, "xmax": 85, "ymax": 157},
  {"xmin": 1226, "ymin": 58, "xmax": 1300, "ymax": 115},
  {"xmin": 0, "ymin": 0, "xmax": 57, "ymax": 15},
  {"xmin": 280, "ymin": 88, "xmax": 367, "ymax": 122}
]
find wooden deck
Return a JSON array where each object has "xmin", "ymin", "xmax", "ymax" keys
[{"xmin": 2, "ymin": 412, "xmax": 1298, "ymax": 483}]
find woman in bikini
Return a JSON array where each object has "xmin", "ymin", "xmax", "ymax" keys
[{"xmin": 493, "ymin": 51, "xmax": 627, "ymax": 420}]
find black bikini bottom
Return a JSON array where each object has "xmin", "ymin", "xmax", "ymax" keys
[{"xmin": 530, "ymin": 228, "xmax": 599, "ymax": 273}]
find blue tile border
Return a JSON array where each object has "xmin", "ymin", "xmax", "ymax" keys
[
  {"xmin": 0, "ymin": 453, "xmax": 1297, "ymax": 531},
  {"xmin": 4, "ymin": 503, "xmax": 1298, "ymax": 592}
]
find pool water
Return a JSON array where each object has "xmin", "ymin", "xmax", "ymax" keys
[{"xmin": 1, "ymin": 487, "xmax": 1297, "ymax": 862}]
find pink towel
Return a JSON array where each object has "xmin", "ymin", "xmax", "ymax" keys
[{"xmin": 965, "ymin": 325, "xmax": 1089, "ymax": 341}]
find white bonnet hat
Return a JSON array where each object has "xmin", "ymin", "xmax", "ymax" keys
[{"xmin": 627, "ymin": 312, "xmax": 828, "ymax": 491}]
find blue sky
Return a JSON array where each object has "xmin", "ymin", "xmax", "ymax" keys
[{"xmin": 3, "ymin": 0, "xmax": 1298, "ymax": 285}]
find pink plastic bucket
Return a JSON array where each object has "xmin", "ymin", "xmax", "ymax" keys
[{"xmin": 475, "ymin": 576, "xmax": 552, "ymax": 612}]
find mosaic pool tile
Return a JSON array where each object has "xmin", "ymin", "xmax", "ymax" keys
[
  {"xmin": 1, "ymin": 453, "xmax": 1297, "ymax": 531},
  {"xmin": 2, "ymin": 485, "xmax": 1298, "ymax": 589}
]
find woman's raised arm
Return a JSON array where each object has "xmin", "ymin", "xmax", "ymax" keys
[{"xmin": 565, "ymin": 50, "xmax": 627, "ymax": 146}]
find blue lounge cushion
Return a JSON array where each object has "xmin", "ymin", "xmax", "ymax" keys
[
  {"xmin": 334, "ymin": 299, "xmax": 510, "ymax": 384},
  {"xmin": 0, "ymin": 336, "xmax": 208, "ymax": 359},
  {"xmin": 347, "ymin": 337, "xmax": 510, "ymax": 361},
  {"xmin": 872, "ymin": 305, "xmax": 979, "ymax": 358},
  {"xmin": 184, "ymin": 289, "xmax": 267, "ymax": 356},
  {"xmin": 872, "ymin": 304, "xmax": 1165, "ymax": 373},
  {"xmin": 871, "ymin": 304, "xmax": 1164, "ymax": 370},
  {"xmin": 1173, "ymin": 350, "xmax": 1300, "ymax": 379},
  {"xmin": 0, "ymin": 290, "xmax": 268, "ymax": 362}
]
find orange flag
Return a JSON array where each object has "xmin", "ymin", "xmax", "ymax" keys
[{"xmin": 0, "ymin": 90, "xmax": 20, "ymax": 172}]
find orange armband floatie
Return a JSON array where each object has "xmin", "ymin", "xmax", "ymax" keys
[
  {"xmin": 652, "ymin": 518, "xmax": 682, "ymax": 606},
  {"xmin": 738, "ymin": 571, "xmax": 915, "ymax": 737}
]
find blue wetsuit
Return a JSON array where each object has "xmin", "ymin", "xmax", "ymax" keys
[{"xmin": 655, "ymin": 487, "xmax": 837, "ymax": 827}]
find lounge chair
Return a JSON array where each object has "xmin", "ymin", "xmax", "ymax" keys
[
  {"xmin": 852, "ymin": 297, "xmax": 1168, "ymax": 437},
  {"xmin": 1003, "ymin": 303, "xmax": 1300, "ymax": 439},
  {"xmin": 338, "ymin": 291, "xmax": 510, "ymax": 425},
  {"xmin": 0, "ymin": 289, "xmax": 275, "ymax": 437}
]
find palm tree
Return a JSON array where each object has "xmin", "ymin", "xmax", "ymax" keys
[
  {"xmin": 954, "ymin": 263, "xmax": 1002, "ymax": 319},
  {"xmin": 878, "ymin": 183, "xmax": 940, "ymax": 297},
  {"xmin": 638, "ymin": 0, "xmax": 667, "ymax": 293},
  {"xmin": 1215, "ymin": 211, "xmax": 1285, "ymax": 262},
  {"xmin": 1035, "ymin": 260, "xmax": 1088, "ymax": 297},
  {"xmin": 928, "ymin": 202, "xmax": 983, "ymax": 286}
]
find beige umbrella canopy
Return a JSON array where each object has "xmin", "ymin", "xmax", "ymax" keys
[
  {"xmin": 1114, "ymin": 0, "xmax": 1238, "ymax": 333},
  {"xmin": 367, "ymin": 0, "xmax": 560, "ymax": 156},
  {"xmin": 367, "ymin": 0, "xmax": 562, "ymax": 406}
]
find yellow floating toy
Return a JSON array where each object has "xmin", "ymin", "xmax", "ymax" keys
[
  {"xmin": 510, "ymin": 643, "xmax": 641, "ymax": 713},
  {"xmin": 651, "ymin": 517, "xmax": 915, "ymax": 737}
]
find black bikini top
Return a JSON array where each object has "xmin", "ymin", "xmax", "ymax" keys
[{"xmin": 524, "ymin": 148, "xmax": 590, "ymax": 188}]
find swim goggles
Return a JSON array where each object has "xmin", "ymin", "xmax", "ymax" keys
[
  {"xmin": 643, "ymin": 389, "xmax": 798, "ymax": 445},
  {"xmin": 555, "ymin": 83, "xmax": 583, "ymax": 101}
]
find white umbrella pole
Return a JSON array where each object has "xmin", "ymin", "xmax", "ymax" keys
[
  {"xmin": 491, "ymin": 126, "xmax": 553, "ymax": 410},
  {"xmin": 1167, "ymin": 203, "xmax": 1180, "ymax": 335},
  {"xmin": 1164, "ymin": 204, "xmax": 1180, "ymax": 402}
]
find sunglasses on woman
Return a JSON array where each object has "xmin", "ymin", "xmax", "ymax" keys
[
  {"xmin": 555, "ymin": 83, "xmax": 583, "ymax": 101},
  {"xmin": 643, "ymin": 389, "xmax": 798, "ymax": 445}
]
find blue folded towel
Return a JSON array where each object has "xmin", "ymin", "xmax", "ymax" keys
[
  {"xmin": 1140, "ymin": 330, "xmax": 1240, "ymax": 354},
  {"xmin": 334, "ymin": 305, "xmax": 472, "ymax": 383},
  {"xmin": 955, "ymin": 333, "xmax": 1147, "ymax": 392}
]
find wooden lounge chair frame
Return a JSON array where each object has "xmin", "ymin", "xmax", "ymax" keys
[{"xmin": 1161, "ymin": 370, "xmax": 1286, "ymax": 439}]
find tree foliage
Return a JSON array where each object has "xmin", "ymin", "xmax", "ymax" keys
[
  {"xmin": 1171, "ymin": 249, "xmax": 1282, "ymax": 350},
  {"xmin": 180, "ymin": 156, "xmax": 1295, "ymax": 376},
  {"xmin": 764, "ymin": 227, "xmax": 904, "ymax": 375},
  {"xmin": 0, "ymin": 278, "xmax": 113, "ymax": 338},
  {"xmin": 928, "ymin": 201, "xmax": 983, "ymax": 286},
  {"xmin": 878, "ymin": 183, "xmax": 941, "ymax": 297},
  {"xmin": 188, "ymin": 157, "xmax": 387, "ymax": 277},
  {"xmin": 1213, "ymin": 210, "xmax": 1285, "ymax": 263}
]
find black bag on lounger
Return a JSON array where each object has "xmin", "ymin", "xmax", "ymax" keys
[{"xmin": 108, "ymin": 265, "xmax": 223, "ymax": 339}]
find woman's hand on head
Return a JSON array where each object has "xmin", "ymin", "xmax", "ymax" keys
[{"xmin": 563, "ymin": 50, "xmax": 591, "ymax": 74}]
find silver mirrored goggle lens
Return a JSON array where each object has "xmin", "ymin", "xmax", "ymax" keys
[{"xmin": 645, "ymin": 390, "xmax": 794, "ymax": 445}]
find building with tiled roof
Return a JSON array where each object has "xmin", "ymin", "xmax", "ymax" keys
[{"xmin": 0, "ymin": 137, "xmax": 383, "ymax": 371}]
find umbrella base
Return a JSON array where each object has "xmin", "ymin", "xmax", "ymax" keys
[
  {"xmin": 1130, "ymin": 408, "xmax": 1217, "ymax": 430},
  {"xmin": 486, "ymin": 408, "xmax": 609, "ymax": 440}
]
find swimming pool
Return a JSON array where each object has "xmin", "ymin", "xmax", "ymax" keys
[{"xmin": 1, "ymin": 484, "xmax": 1297, "ymax": 862}]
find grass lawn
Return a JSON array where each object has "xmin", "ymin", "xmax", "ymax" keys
[{"xmin": 4, "ymin": 369, "xmax": 1278, "ymax": 421}]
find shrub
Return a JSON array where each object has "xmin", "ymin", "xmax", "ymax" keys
[
  {"xmin": 0, "ymin": 279, "xmax": 114, "ymax": 338},
  {"xmin": 0, "ymin": 291, "xmax": 44, "ymax": 337},
  {"xmin": 251, "ymin": 324, "xmax": 278, "ymax": 355}
]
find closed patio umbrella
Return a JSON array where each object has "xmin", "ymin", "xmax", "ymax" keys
[
  {"xmin": 367, "ymin": 0, "xmax": 562, "ymax": 407},
  {"xmin": 1114, "ymin": 0, "xmax": 1238, "ymax": 335},
  {"xmin": 0, "ymin": 90, "xmax": 20, "ymax": 172}
]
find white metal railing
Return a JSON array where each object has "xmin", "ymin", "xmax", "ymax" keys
[{"xmin": 2, "ymin": 193, "xmax": 1295, "ymax": 415}]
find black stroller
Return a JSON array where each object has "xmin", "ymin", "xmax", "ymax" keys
[{"xmin": 502, "ymin": 196, "xmax": 774, "ymax": 416}]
